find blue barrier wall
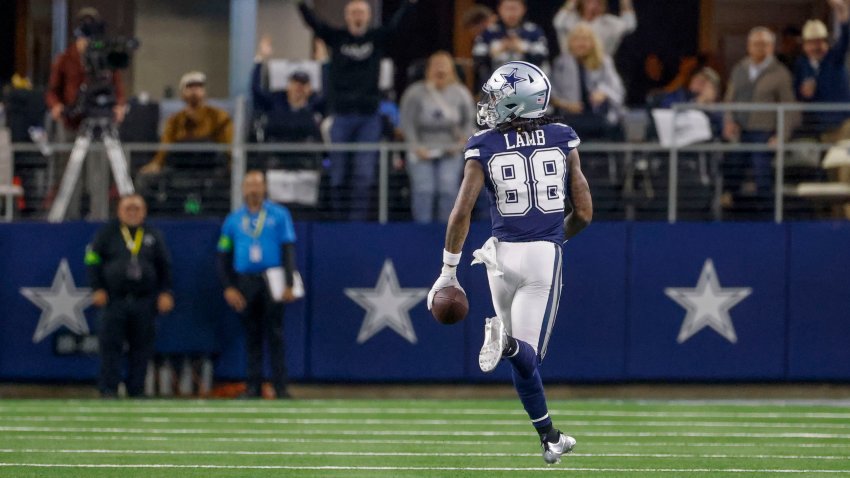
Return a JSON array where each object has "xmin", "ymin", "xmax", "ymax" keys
[{"xmin": 1, "ymin": 221, "xmax": 848, "ymax": 382}]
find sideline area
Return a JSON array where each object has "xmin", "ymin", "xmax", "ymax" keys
[{"xmin": 3, "ymin": 383, "xmax": 850, "ymax": 401}]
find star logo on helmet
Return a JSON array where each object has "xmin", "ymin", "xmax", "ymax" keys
[{"xmin": 500, "ymin": 68, "xmax": 526, "ymax": 91}]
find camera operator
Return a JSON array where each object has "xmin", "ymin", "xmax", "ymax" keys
[{"xmin": 45, "ymin": 7, "xmax": 127, "ymax": 220}]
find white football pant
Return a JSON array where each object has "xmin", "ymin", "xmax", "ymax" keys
[{"xmin": 485, "ymin": 240, "xmax": 563, "ymax": 360}]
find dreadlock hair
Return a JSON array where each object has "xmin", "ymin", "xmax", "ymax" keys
[{"xmin": 496, "ymin": 115, "xmax": 563, "ymax": 134}]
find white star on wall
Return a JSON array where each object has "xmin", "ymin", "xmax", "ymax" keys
[
  {"xmin": 345, "ymin": 259, "xmax": 428, "ymax": 345},
  {"xmin": 20, "ymin": 259, "xmax": 93, "ymax": 343},
  {"xmin": 664, "ymin": 259, "xmax": 752, "ymax": 344}
]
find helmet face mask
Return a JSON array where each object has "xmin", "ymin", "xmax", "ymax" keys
[{"xmin": 476, "ymin": 61, "xmax": 551, "ymax": 128}]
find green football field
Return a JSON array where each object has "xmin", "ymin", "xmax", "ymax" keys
[{"xmin": 0, "ymin": 398, "xmax": 849, "ymax": 477}]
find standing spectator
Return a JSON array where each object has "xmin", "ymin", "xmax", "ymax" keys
[
  {"xmin": 139, "ymin": 72, "xmax": 232, "ymax": 175},
  {"xmin": 553, "ymin": 0, "xmax": 636, "ymax": 56},
  {"xmin": 400, "ymin": 51, "xmax": 476, "ymax": 223},
  {"xmin": 723, "ymin": 27, "xmax": 797, "ymax": 208},
  {"xmin": 251, "ymin": 36, "xmax": 323, "ymax": 143},
  {"xmin": 550, "ymin": 23, "xmax": 625, "ymax": 140},
  {"xmin": 794, "ymin": 0, "xmax": 850, "ymax": 138},
  {"xmin": 218, "ymin": 171, "xmax": 299, "ymax": 399},
  {"xmin": 297, "ymin": 0, "xmax": 417, "ymax": 220},
  {"xmin": 472, "ymin": 0, "xmax": 549, "ymax": 88},
  {"xmin": 85, "ymin": 194, "xmax": 174, "ymax": 398},
  {"xmin": 45, "ymin": 7, "xmax": 126, "ymax": 220}
]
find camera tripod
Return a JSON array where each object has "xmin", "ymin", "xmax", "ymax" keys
[{"xmin": 47, "ymin": 116, "xmax": 135, "ymax": 222}]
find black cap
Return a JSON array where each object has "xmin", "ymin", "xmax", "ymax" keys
[{"xmin": 289, "ymin": 71, "xmax": 311, "ymax": 84}]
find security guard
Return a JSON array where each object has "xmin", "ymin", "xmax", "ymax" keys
[
  {"xmin": 218, "ymin": 170, "xmax": 298, "ymax": 399},
  {"xmin": 85, "ymin": 194, "xmax": 174, "ymax": 398}
]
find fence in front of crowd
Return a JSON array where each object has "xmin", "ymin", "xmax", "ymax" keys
[{"xmin": 2, "ymin": 102, "xmax": 850, "ymax": 223}]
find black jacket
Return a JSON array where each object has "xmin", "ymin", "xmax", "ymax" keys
[
  {"xmin": 298, "ymin": 0, "xmax": 414, "ymax": 115},
  {"xmin": 86, "ymin": 221, "xmax": 173, "ymax": 298}
]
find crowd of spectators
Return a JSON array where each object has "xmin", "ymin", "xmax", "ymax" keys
[
  {"xmin": 4, "ymin": 0, "xmax": 850, "ymax": 222},
  {"xmin": 550, "ymin": 22, "xmax": 625, "ymax": 141}
]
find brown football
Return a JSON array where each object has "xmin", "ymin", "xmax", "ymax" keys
[{"xmin": 431, "ymin": 286, "xmax": 469, "ymax": 325}]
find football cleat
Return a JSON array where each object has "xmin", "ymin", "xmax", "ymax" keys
[
  {"xmin": 541, "ymin": 431, "xmax": 576, "ymax": 464},
  {"xmin": 478, "ymin": 316, "xmax": 507, "ymax": 373}
]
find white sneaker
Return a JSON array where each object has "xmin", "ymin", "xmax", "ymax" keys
[
  {"xmin": 478, "ymin": 316, "xmax": 506, "ymax": 373},
  {"xmin": 541, "ymin": 431, "xmax": 576, "ymax": 464}
]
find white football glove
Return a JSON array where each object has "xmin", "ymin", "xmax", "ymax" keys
[
  {"xmin": 427, "ymin": 267, "xmax": 464, "ymax": 310},
  {"xmin": 427, "ymin": 250, "xmax": 464, "ymax": 310}
]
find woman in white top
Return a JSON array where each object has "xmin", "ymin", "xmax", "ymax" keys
[
  {"xmin": 400, "ymin": 51, "xmax": 476, "ymax": 223},
  {"xmin": 550, "ymin": 23, "xmax": 625, "ymax": 139},
  {"xmin": 553, "ymin": 0, "xmax": 636, "ymax": 56}
]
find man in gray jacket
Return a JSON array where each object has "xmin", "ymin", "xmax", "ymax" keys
[{"xmin": 723, "ymin": 27, "xmax": 797, "ymax": 212}]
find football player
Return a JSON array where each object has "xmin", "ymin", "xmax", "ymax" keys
[{"xmin": 427, "ymin": 61, "xmax": 593, "ymax": 464}]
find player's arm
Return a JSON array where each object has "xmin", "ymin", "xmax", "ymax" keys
[
  {"xmin": 446, "ymin": 160, "xmax": 485, "ymax": 254},
  {"xmin": 563, "ymin": 149, "xmax": 592, "ymax": 241},
  {"xmin": 427, "ymin": 160, "xmax": 484, "ymax": 309}
]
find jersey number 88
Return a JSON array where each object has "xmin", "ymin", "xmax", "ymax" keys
[{"xmin": 487, "ymin": 148, "xmax": 567, "ymax": 217}]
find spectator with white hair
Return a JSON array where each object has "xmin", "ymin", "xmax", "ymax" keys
[
  {"xmin": 550, "ymin": 23, "xmax": 625, "ymax": 140},
  {"xmin": 723, "ymin": 27, "xmax": 797, "ymax": 211},
  {"xmin": 553, "ymin": 0, "xmax": 636, "ymax": 56}
]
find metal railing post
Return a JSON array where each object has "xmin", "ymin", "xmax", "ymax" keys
[
  {"xmin": 123, "ymin": 144, "xmax": 133, "ymax": 187},
  {"xmin": 231, "ymin": 95, "xmax": 247, "ymax": 212},
  {"xmin": 667, "ymin": 105, "xmax": 680, "ymax": 223},
  {"xmin": 775, "ymin": 106, "xmax": 786, "ymax": 224},
  {"xmin": 378, "ymin": 144, "xmax": 389, "ymax": 224}
]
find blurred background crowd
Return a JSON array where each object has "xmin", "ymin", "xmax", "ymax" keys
[{"xmin": 2, "ymin": 0, "xmax": 850, "ymax": 224}]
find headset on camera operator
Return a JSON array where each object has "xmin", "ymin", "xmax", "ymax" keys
[{"xmin": 46, "ymin": 8, "xmax": 127, "ymax": 129}]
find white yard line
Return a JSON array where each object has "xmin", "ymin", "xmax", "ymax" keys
[
  {"xmin": 2, "ymin": 415, "xmax": 847, "ymax": 429},
  {"xmin": 4, "ymin": 434, "xmax": 850, "ymax": 449},
  {"xmin": 1, "ymin": 434, "xmax": 849, "ymax": 449},
  {"xmin": 0, "ymin": 463, "xmax": 849, "ymax": 473},
  {"xmin": 0, "ymin": 448, "xmax": 847, "ymax": 460},
  {"xmin": 1, "ymin": 425, "xmax": 849, "ymax": 439},
  {"xmin": 2, "ymin": 406, "xmax": 849, "ymax": 420}
]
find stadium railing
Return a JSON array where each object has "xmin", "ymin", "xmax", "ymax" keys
[{"xmin": 3, "ymin": 102, "xmax": 850, "ymax": 223}]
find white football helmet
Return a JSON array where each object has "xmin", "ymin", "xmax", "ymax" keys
[{"xmin": 477, "ymin": 61, "xmax": 551, "ymax": 128}]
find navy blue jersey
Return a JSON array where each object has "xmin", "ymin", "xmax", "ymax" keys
[{"xmin": 465, "ymin": 123, "xmax": 580, "ymax": 243}]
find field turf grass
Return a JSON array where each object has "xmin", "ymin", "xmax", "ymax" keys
[{"xmin": 0, "ymin": 398, "xmax": 849, "ymax": 477}]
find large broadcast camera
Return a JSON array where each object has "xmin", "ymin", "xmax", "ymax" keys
[
  {"xmin": 47, "ymin": 10, "xmax": 140, "ymax": 222},
  {"xmin": 67, "ymin": 12, "xmax": 140, "ymax": 122}
]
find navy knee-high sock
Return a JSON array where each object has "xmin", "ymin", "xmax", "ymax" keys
[
  {"xmin": 505, "ymin": 338, "xmax": 537, "ymax": 380},
  {"xmin": 509, "ymin": 343, "xmax": 552, "ymax": 436}
]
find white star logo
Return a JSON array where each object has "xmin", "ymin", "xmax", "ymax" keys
[
  {"xmin": 345, "ymin": 259, "xmax": 428, "ymax": 344},
  {"xmin": 20, "ymin": 259, "xmax": 93, "ymax": 343},
  {"xmin": 665, "ymin": 259, "xmax": 752, "ymax": 344}
]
